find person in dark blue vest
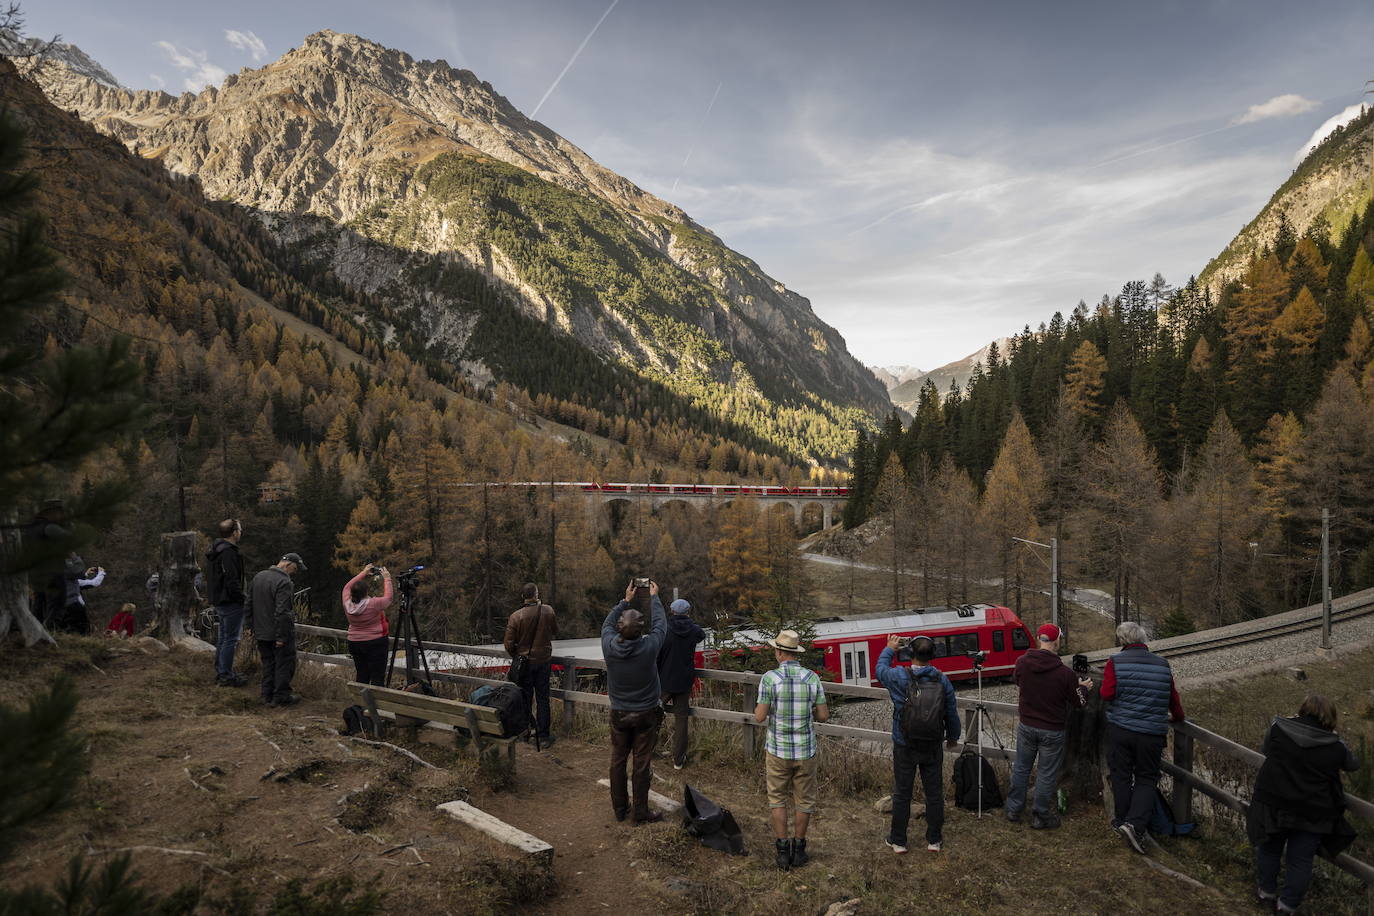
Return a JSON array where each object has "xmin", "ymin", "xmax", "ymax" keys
[
  {"xmin": 1099, "ymin": 620, "xmax": 1185, "ymax": 854},
  {"xmin": 656, "ymin": 597, "xmax": 705, "ymax": 770}
]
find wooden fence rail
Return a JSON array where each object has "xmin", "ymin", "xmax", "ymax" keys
[{"xmin": 295, "ymin": 622, "xmax": 1372, "ymax": 886}]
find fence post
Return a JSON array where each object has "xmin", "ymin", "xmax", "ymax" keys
[
  {"xmin": 743, "ymin": 720, "xmax": 757, "ymax": 758},
  {"xmin": 561, "ymin": 663, "xmax": 577, "ymax": 736},
  {"xmin": 1171, "ymin": 730, "xmax": 1194, "ymax": 825}
]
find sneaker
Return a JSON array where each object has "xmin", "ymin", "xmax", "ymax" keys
[
  {"xmin": 1118, "ymin": 823, "xmax": 1146, "ymax": 854},
  {"xmin": 539, "ymin": 735, "xmax": 556, "ymax": 750},
  {"xmin": 273, "ymin": 693, "xmax": 302, "ymax": 707},
  {"xmin": 774, "ymin": 839, "xmax": 792, "ymax": 871},
  {"xmin": 634, "ymin": 811, "xmax": 664, "ymax": 826},
  {"xmin": 884, "ymin": 839, "xmax": 908, "ymax": 854},
  {"xmin": 1256, "ymin": 888, "xmax": 1277, "ymax": 912},
  {"xmin": 926, "ymin": 841, "xmax": 942, "ymax": 852},
  {"xmin": 790, "ymin": 837, "xmax": 809, "ymax": 868},
  {"xmin": 673, "ymin": 761, "xmax": 685, "ymax": 770},
  {"xmin": 1030, "ymin": 813, "xmax": 1061, "ymax": 830},
  {"xmin": 1005, "ymin": 808, "xmax": 1022, "ymax": 824}
]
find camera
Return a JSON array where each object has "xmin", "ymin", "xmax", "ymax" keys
[
  {"xmin": 395, "ymin": 565, "xmax": 424, "ymax": 588},
  {"xmin": 966, "ymin": 649, "xmax": 988, "ymax": 669},
  {"xmin": 1071, "ymin": 653, "xmax": 1090, "ymax": 676}
]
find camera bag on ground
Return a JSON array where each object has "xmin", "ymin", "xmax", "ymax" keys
[
  {"xmin": 469, "ymin": 684, "xmax": 530, "ymax": 738},
  {"xmin": 1148, "ymin": 786, "xmax": 1197, "ymax": 837},
  {"xmin": 341, "ymin": 704, "xmax": 372, "ymax": 736},
  {"xmin": 682, "ymin": 784, "xmax": 746, "ymax": 855},
  {"xmin": 900, "ymin": 672, "xmax": 946, "ymax": 745},
  {"xmin": 953, "ymin": 748, "xmax": 1004, "ymax": 809}
]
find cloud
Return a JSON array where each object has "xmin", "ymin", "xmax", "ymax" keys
[
  {"xmin": 155, "ymin": 41, "xmax": 227, "ymax": 91},
  {"xmin": 148, "ymin": 73, "xmax": 165, "ymax": 89},
  {"xmin": 1233, "ymin": 93, "xmax": 1318, "ymax": 125},
  {"xmin": 1293, "ymin": 102, "xmax": 1366, "ymax": 164},
  {"xmin": 224, "ymin": 29, "xmax": 268, "ymax": 63}
]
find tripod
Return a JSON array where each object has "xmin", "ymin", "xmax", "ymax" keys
[
  {"xmin": 385, "ymin": 576, "xmax": 432, "ymax": 690},
  {"xmin": 966, "ymin": 657, "xmax": 1008, "ymax": 818}
]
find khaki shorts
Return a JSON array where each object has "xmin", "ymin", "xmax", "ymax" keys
[{"xmin": 765, "ymin": 752, "xmax": 818, "ymax": 813}]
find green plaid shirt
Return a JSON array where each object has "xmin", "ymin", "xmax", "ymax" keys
[{"xmin": 757, "ymin": 660, "xmax": 826, "ymax": 760}]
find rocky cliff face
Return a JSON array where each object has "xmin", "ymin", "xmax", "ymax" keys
[
  {"xmin": 1201, "ymin": 106, "xmax": 1374, "ymax": 293},
  {"xmin": 25, "ymin": 30, "xmax": 889, "ymax": 424}
]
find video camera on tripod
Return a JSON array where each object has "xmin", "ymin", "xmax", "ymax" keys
[{"xmin": 383, "ymin": 563, "xmax": 433, "ymax": 691}]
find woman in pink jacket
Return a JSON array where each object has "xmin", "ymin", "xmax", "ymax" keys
[{"xmin": 343, "ymin": 564, "xmax": 393, "ymax": 685}]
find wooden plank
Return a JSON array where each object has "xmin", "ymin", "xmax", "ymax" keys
[
  {"xmin": 595, "ymin": 779, "xmax": 682, "ymax": 815},
  {"xmin": 561, "ymin": 664, "xmax": 577, "ymax": 736},
  {"xmin": 347, "ymin": 682, "xmax": 502, "ymax": 722},
  {"xmin": 436, "ymin": 801, "xmax": 552, "ymax": 862}
]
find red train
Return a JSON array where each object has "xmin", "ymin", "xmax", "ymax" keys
[
  {"xmin": 706, "ymin": 604, "xmax": 1034, "ymax": 685},
  {"xmin": 577, "ymin": 483, "xmax": 850, "ymax": 498}
]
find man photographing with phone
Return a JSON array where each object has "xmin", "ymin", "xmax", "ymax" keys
[{"xmin": 602, "ymin": 578, "xmax": 668, "ymax": 824}]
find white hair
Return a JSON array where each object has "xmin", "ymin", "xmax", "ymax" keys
[{"xmin": 1116, "ymin": 621, "xmax": 1148, "ymax": 645}]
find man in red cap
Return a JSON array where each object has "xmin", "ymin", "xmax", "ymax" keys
[{"xmin": 1005, "ymin": 623, "xmax": 1092, "ymax": 828}]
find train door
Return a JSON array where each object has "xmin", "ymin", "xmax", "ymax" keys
[{"xmin": 838, "ymin": 641, "xmax": 870, "ymax": 686}]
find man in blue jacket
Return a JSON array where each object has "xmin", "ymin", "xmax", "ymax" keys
[
  {"xmin": 657, "ymin": 597, "xmax": 706, "ymax": 770},
  {"xmin": 1100, "ymin": 620, "xmax": 1185, "ymax": 854},
  {"xmin": 876, "ymin": 634, "xmax": 960, "ymax": 853},
  {"xmin": 602, "ymin": 579, "xmax": 668, "ymax": 824}
]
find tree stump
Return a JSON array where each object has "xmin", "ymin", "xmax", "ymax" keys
[
  {"xmin": 0, "ymin": 508, "xmax": 55, "ymax": 646},
  {"xmin": 155, "ymin": 531, "xmax": 210, "ymax": 649}
]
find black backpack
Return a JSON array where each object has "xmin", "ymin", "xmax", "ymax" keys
[
  {"xmin": 341, "ymin": 705, "xmax": 372, "ymax": 736},
  {"xmin": 469, "ymin": 684, "xmax": 530, "ymax": 738},
  {"xmin": 900, "ymin": 672, "xmax": 947, "ymax": 746},
  {"xmin": 953, "ymin": 749, "xmax": 1004, "ymax": 810}
]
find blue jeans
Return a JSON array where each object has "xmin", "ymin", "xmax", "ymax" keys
[
  {"xmin": 214, "ymin": 604, "xmax": 244, "ymax": 679},
  {"xmin": 1006, "ymin": 722, "xmax": 1067, "ymax": 819},
  {"xmin": 889, "ymin": 741, "xmax": 944, "ymax": 846},
  {"xmin": 1257, "ymin": 830, "xmax": 1322, "ymax": 910}
]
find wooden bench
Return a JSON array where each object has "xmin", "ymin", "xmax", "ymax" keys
[{"xmin": 349, "ymin": 682, "xmax": 521, "ymax": 773}]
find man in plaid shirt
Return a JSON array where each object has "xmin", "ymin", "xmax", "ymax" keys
[{"xmin": 754, "ymin": 629, "xmax": 829, "ymax": 870}]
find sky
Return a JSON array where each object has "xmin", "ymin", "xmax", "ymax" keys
[{"xmin": 28, "ymin": 0, "xmax": 1374, "ymax": 371}]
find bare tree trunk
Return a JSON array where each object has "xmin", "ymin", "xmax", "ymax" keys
[
  {"xmin": 0, "ymin": 508, "xmax": 56, "ymax": 647},
  {"xmin": 156, "ymin": 531, "xmax": 208, "ymax": 649}
]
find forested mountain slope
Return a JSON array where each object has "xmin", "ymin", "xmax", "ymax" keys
[
  {"xmin": 27, "ymin": 30, "xmax": 886, "ymax": 463},
  {"xmin": 5, "ymin": 59, "xmax": 816, "ymax": 641},
  {"xmin": 842, "ymin": 115, "xmax": 1374, "ymax": 634}
]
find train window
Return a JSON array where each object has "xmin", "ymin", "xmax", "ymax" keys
[
  {"xmin": 1012, "ymin": 629, "xmax": 1031, "ymax": 650},
  {"xmin": 992, "ymin": 630, "xmax": 1005, "ymax": 652},
  {"xmin": 950, "ymin": 632, "xmax": 979, "ymax": 655},
  {"xmin": 930, "ymin": 636, "xmax": 952, "ymax": 658},
  {"xmin": 843, "ymin": 654, "xmax": 853, "ymax": 681}
]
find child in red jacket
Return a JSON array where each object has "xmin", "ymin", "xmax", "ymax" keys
[{"xmin": 105, "ymin": 603, "xmax": 136, "ymax": 638}]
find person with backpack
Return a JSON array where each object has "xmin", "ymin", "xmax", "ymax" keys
[
  {"xmin": 1005, "ymin": 623, "xmax": 1092, "ymax": 829},
  {"xmin": 602, "ymin": 579, "xmax": 668, "ymax": 824},
  {"xmin": 754, "ymin": 629, "xmax": 829, "ymax": 869},
  {"xmin": 1100, "ymin": 620, "xmax": 1185, "ymax": 854},
  {"xmin": 504, "ymin": 583, "xmax": 558, "ymax": 748},
  {"xmin": 657, "ymin": 597, "xmax": 705, "ymax": 770},
  {"xmin": 206, "ymin": 518, "xmax": 246, "ymax": 687},
  {"xmin": 1247, "ymin": 694, "xmax": 1360, "ymax": 914},
  {"xmin": 876, "ymin": 634, "xmax": 960, "ymax": 854}
]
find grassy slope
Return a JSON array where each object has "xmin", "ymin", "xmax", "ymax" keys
[{"xmin": 1, "ymin": 639, "xmax": 1277, "ymax": 915}]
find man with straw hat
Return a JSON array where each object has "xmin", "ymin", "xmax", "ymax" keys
[{"xmin": 754, "ymin": 629, "xmax": 829, "ymax": 870}]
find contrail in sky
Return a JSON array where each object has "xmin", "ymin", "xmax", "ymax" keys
[
  {"xmin": 531, "ymin": 0, "xmax": 620, "ymax": 118},
  {"xmin": 673, "ymin": 81, "xmax": 724, "ymax": 194}
]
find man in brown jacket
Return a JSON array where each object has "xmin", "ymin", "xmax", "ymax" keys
[{"xmin": 504, "ymin": 583, "xmax": 558, "ymax": 748}]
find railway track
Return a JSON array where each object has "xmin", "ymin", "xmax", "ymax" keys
[{"xmin": 1082, "ymin": 589, "xmax": 1374, "ymax": 664}]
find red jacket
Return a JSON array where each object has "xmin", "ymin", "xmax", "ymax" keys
[{"xmin": 106, "ymin": 611, "xmax": 135, "ymax": 637}]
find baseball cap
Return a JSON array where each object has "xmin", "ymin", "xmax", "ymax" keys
[
  {"xmin": 281, "ymin": 552, "xmax": 308, "ymax": 572},
  {"xmin": 1037, "ymin": 623, "xmax": 1060, "ymax": 642},
  {"xmin": 670, "ymin": 599, "xmax": 691, "ymax": 615}
]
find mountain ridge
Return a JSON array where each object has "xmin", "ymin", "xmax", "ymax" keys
[{"xmin": 23, "ymin": 29, "xmax": 887, "ymax": 461}]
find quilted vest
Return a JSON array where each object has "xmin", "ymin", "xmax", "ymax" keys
[{"xmin": 1105, "ymin": 645, "xmax": 1173, "ymax": 736}]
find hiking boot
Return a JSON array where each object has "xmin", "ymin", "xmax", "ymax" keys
[
  {"xmin": 774, "ymin": 839, "xmax": 792, "ymax": 870},
  {"xmin": 1005, "ymin": 808, "xmax": 1022, "ymax": 824},
  {"xmin": 790, "ymin": 838, "xmax": 809, "ymax": 868},
  {"xmin": 1030, "ymin": 813, "xmax": 1061, "ymax": 830},
  {"xmin": 634, "ymin": 811, "xmax": 664, "ymax": 826},
  {"xmin": 1255, "ymin": 888, "xmax": 1277, "ymax": 913},
  {"xmin": 613, "ymin": 808, "xmax": 628, "ymax": 822},
  {"xmin": 1118, "ymin": 823, "xmax": 1146, "ymax": 854},
  {"xmin": 539, "ymin": 734, "xmax": 556, "ymax": 750},
  {"xmin": 884, "ymin": 838, "xmax": 908, "ymax": 855},
  {"xmin": 216, "ymin": 673, "xmax": 247, "ymax": 687},
  {"xmin": 273, "ymin": 693, "xmax": 302, "ymax": 707}
]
